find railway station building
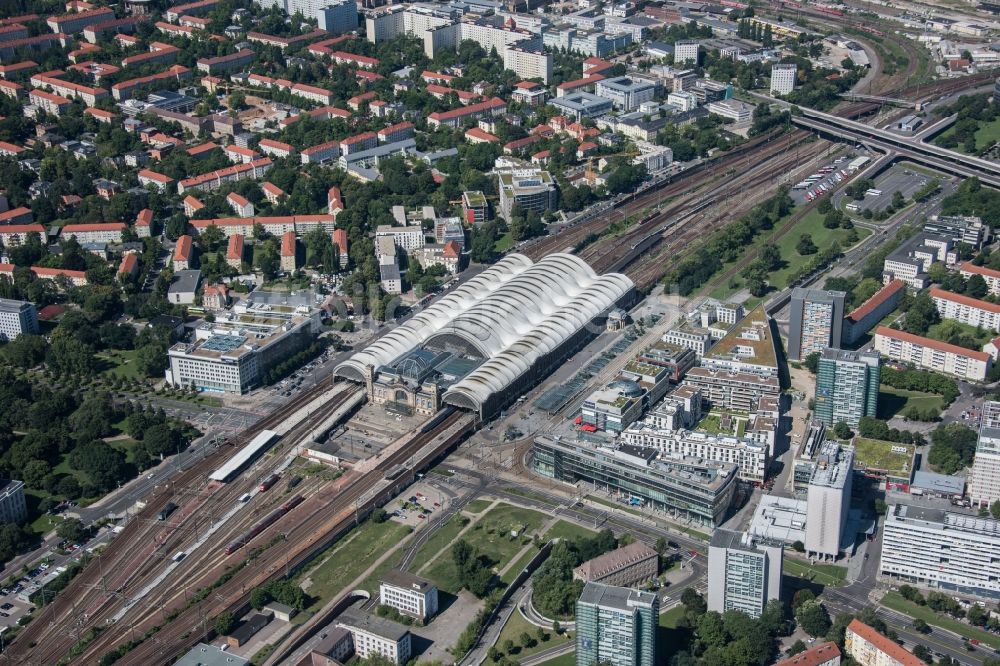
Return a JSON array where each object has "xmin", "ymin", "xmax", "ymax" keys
[{"xmin": 335, "ymin": 253, "xmax": 635, "ymax": 420}]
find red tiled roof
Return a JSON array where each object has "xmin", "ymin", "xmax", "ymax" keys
[
  {"xmin": 118, "ymin": 253, "xmax": 138, "ymax": 275},
  {"xmin": 428, "ymin": 96, "xmax": 505, "ymax": 123},
  {"xmin": 262, "ymin": 181, "xmax": 284, "ymax": 196},
  {"xmin": 62, "ymin": 222, "xmax": 125, "ymax": 233},
  {"xmin": 136, "ymin": 209, "xmax": 153, "ymax": 226},
  {"xmin": 341, "ymin": 131, "xmax": 376, "ymax": 146},
  {"xmin": 959, "ymin": 261, "xmax": 1000, "ymax": 279},
  {"xmin": 138, "ymin": 168, "xmax": 173, "ymax": 183},
  {"xmin": 0, "ymin": 207, "xmax": 31, "ymax": 222},
  {"xmin": 929, "ymin": 287, "xmax": 1000, "ymax": 314},
  {"xmin": 259, "ymin": 138, "xmax": 294, "ymax": 152},
  {"xmin": 227, "ymin": 191, "xmax": 250, "ymax": 207},
  {"xmin": 466, "ymin": 127, "xmax": 499, "ymax": 142},
  {"xmin": 443, "ymin": 240, "xmax": 460, "ymax": 259},
  {"xmin": 846, "ymin": 279, "xmax": 904, "ymax": 323},
  {"xmin": 775, "ymin": 642, "xmax": 841, "ymax": 666},
  {"xmin": 557, "ymin": 74, "xmax": 605, "ymax": 90},
  {"xmin": 875, "ymin": 326, "xmax": 991, "ymax": 362},
  {"xmin": 847, "ymin": 620, "xmax": 925, "ymax": 666},
  {"xmin": 187, "ymin": 141, "xmax": 219, "ymax": 156},
  {"xmin": 0, "ymin": 224, "xmax": 44, "ymax": 234},
  {"xmin": 173, "ymin": 234, "xmax": 193, "ymax": 261},
  {"xmin": 281, "ymin": 230, "xmax": 296, "ymax": 256},
  {"xmin": 183, "ymin": 195, "xmax": 204, "ymax": 210},
  {"xmin": 226, "ymin": 233, "xmax": 244, "ymax": 260}
]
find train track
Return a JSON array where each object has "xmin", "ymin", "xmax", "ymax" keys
[
  {"xmin": 8, "ymin": 379, "xmax": 354, "ymax": 665},
  {"xmin": 68, "ymin": 410, "xmax": 472, "ymax": 665}
]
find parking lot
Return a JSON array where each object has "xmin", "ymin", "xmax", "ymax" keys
[
  {"xmin": 851, "ymin": 165, "xmax": 935, "ymax": 213},
  {"xmin": 790, "ymin": 153, "xmax": 861, "ymax": 205}
]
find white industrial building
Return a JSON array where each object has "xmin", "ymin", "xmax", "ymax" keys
[
  {"xmin": 338, "ymin": 610, "xmax": 412, "ymax": 665},
  {"xmin": 379, "ymin": 571, "xmax": 439, "ymax": 621}
]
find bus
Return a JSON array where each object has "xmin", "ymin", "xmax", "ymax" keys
[{"xmin": 866, "ymin": 189, "xmax": 882, "ymax": 196}]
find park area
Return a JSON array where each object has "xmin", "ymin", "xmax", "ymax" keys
[{"xmin": 876, "ymin": 385, "xmax": 944, "ymax": 420}]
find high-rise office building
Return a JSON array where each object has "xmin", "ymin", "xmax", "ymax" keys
[
  {"xmin": 0, "ymin": 298, "xmax": 38, "ymax": 341},
  {"xmin": 805, "ymin": 440, "xmax": 853, "ymax": 561},
  {"xmin": 707, "ymin": 529, "xmax": 782, "ymax": 618},
  {"xmin": 813, "ymin": 349, "xmax": 880, "ymax": 428},
  {"xmin": 576, "ymin": 582, "xmax": 658, "ymax": 666},
  {"xmin": 970, "ymin": 401, "xmax": 1000, "ymax": 507},
  {"xmin": 787, "ymin": 288, "xmax": 845, "ymax": 360},
  {"xmin": 771, "ymin": 63, "xmax": 797, "ymax": 95}
]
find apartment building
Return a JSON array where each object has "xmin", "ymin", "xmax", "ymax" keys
[
  {"xmin": 787, "ymin": 288, "xmax": 845, "ymax": 360},
  {"xmin": 873, "ymin": 326, "xmax": 991, "ymax": 381},
  {"xmin": 663, "ymin": 329, "xmax": 713, "ymax": 356},
  {"xmin": 427, "ymin": 96, "xmax": 506, "ymax": 128},
  {"xmin": 226, "ymin": 234, "xmax": 245, "ymax": 269},
  {"xmin": 707, "ymin": 529, "xmax": 782, "ymax": 618},
  {"xmin": 776, "ymin": 643, "xmax": 841, "ymax": 666},
  {"xmin": 573, "ymin": 541, "xmax": 658, "ymax": 587},
  {"xmin": 930, "ymin": 287, "xmax": 1000, "ymax": 332},
  {"xmin": 970, "ymin": 401, "xmax": 1000, "ymax": 507},
  {"xmin": 317, "ymin": 0, "xmax": 360, "ymax": 34},
  {"xmin": 813, "ymin": 349, "xmax": 880, "ymax": 428},
  {"xmin": 177, "ymin": 158, "xmax": 273, "ymax": 193},
  {"xmin": 28, "ymin": 88, "xmax": 71, "ymax": 116},
  {"xmin": 46, "ymin": 7, "xmax": 115, "ymax": 33},
  {"xmin": 959, "ymin": 262, "xmax": 1000, "ymax": 296},
  {"xmin": 0, "ymin": 225, "xmax": 45, "ymax": 248},
  {"xmin": 379, "ymin": 570, "xmax": 439, "ymax": 621},
  {"xmin": 375, "ymin": 225, "xmax": 425, "ymax": 253},
  {"xmin": 111, "ymin": 65, "xmax": 192, "ymax": 100},
  {"xmin": 377, "ymin": 121, "xmax": 415, "ymax": 144},
  {"xmin": 0, "ymin": 299, "xmax": 38, "ymax": 341},
  {"xmin": 674, "ymin": 39, "xmax": 700, "ymax": 64},
  {"xmin": 576, "ymin": 583, "xmax": 658, "ymax": 666},
  {"xmin": 337, "ymin": 610, "xmax": 411, "ymax": 665},
  {"xmin": 0, "ymin": 480, "xmax": 26, "ymax": 524},
  {"xmin": 843, "ymin": 280, "xmax": 905, "ymax": 345},
  {"xmin": 30, "ymin": 71, "xmax": 108, "ymax": 105},
  {"xmin": 883, "ymin": 233, "xmax": 952, "ymax": 290},
  {"xmin": 503, "ymin": 42, "xmax": 553, "ymax": 84},
  {"xmin": 682, "ymin": 367, "xmax": 780, "ymax": 413},
  {"xmin": 196, "ymin": 49, "xmax": 255, "ymax": 74},
  {"xmin": 61, "ymin": 222, "xmax": 126, "ymax": 244},
  {"xmin": 622, "ymin": 422, "xmax": 770, "ymax": 484}
]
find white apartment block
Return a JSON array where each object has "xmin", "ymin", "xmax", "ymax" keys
[
  {"xmin": 622, "ymin": 426, "xmax": 770, "ymax": 484},
  {"xmin": 707, "ymin": 529, "xmax": 782, "ymax": 618},
  {"xmin": 674, "ymin": 40, "xmax": 699, "ymax": 64},
  {"xmin": 970, "ymin": 401, "xmax": 1000, "ymax": 507},
  {"xmin": 960, "ymin": 262, "xmax": 1000, "ymax": 296},
  {"xmin": 61, "ymin": 223, "xmax": 125, "ymax": 243},
  {"xmin": 379, "ymin": 571, "xmax": 439, "ymax": 621},
  {"xmin": 503, "ymin": 42, "xmax": 553, "ymax": 83},
  {"xmin": 0, "ymin": 299, "xmax": 38, "ymax": 341},
  {"xmin": 881, "ymin": 503, "xmax": 1000, "ymax": 600},
  {"xmin": 375, "ymin": 225, "xmax": 425, "ymax": 253},
  {"xmin": 845, "ymin": 619, "xmax": 923, "ymax": 666},
  {"xmin": 663, "ymin": 329, "xmax": 713, "ymax": 356},
  {"xmin": 873, "ymin": 326, "xmax": 991, "ymax": 382},
  {"xmin": 667, "ymin": 91, "xmax": 698, "ymax": 111},
  {"xmin": 770, "ymin": 63, "xmax": 796, "ymax": 95},
  {"xmin": 930, "ymin": 288, "xmax": 1000, "ymax": 332},
  {"xmin": 338, "ymin": 611, "xmax": 412, "ymax": 665}
]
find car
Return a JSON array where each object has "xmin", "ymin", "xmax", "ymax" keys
[
  {"xmin": 147, "ymin": 473, "xmax": 154, "ymax": 480},
  {"xmin": 433, "ymin": 502, "xmax": 440, "ymax": 507},
  {"xmin": 0, "ymin": 603, "xmax": 12, "ymax": 611}
]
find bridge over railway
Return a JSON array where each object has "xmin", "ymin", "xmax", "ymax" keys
[
  {"xmin": 838, "ymin": 92, "xmax": 917, "ymax": 108},
  {"xmin": 790, "ymin": 106, "xmax": 1000, "ymax": 188}
]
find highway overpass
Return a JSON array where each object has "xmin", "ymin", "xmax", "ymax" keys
[{"xmin": 791, "ymin": 107, "xmax": 1000, "ymax": 188}]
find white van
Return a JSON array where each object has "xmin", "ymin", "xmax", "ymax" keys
[
  {"xmin": 239, "ymin": 493, "xmax": 252, "ymax": 503},
  {"xmin": 172, "ymin": 552, "xmax": 186, "ymax": 562}
]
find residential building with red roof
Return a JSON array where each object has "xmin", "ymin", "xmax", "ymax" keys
[
  {"xmin": 845, "ymin": 619, "xmax": 924, "ymax": 666},
  {"xmin": 421, "ymin": 70, "xmax": 455, "ymax": 85},
  {"xmin": 873, "ymin": 326, "xmax": 991, "ymax": 382},
  {"xmin": 377, "ymin": 121, "xmax": 415, "ymax": 144},
  {"xmin": 177, "ymin": 158, "xmax": 272, "ymax": 194},
  {"xmin": 196, "ymin": 49, "xmax": 254, "ymax": 75},
  {"xmin": 111, "ymin": 64, "xmax": 192, "ymax": 100},
  {"xmin": 227, "ymin": 191, "xmax": 254, "ymax": 218},
  {"xmin": 225, "ymin": 233, "xmax": 244, "ymax": 268},
  {"xmin": 0, "ymin": 224, "xmax": 45, "ymax": 247},
  {"xmin": 582, "ymin": 57, "xmax": 615, "ymax": 76},
  {"xmin": 45, "ymin": 6, "xmax": 114, "ymax": 34},
  {"xmin": 30, "ymin": 71, "xmax": 109, "ymax": 106},
  {"xmin": 118, "ymin": 253, "xmax": 139, "ymax": 280},
  {"xmin": 138, "ymin": 168, "xmax": 174, "ymax": 192},
  {"xmin": 465, "ymin": 127, "xmax": 499, "ymax": 144},
  {"xmin": 84, "ymin": 106, "xmax": 115, "ymax": 123},
  {"xmin": 224, "ymin": 144, "xmax": 260, "ymax": 164},
  {"xmin": 959, "ymin": 262, "xmax": 1000, "ymax": 296},
  {"xmin": 186, "ymin": 141, "xmax": 220, "ymax": 160},
  {"xmin": 280, "ymin": 230, "xmax": 297, "ymax": 271},
  {"xmin": 0, "ymin": 80, "xmax": 22, "ymax": 99},
  {"xmin": 347, "ymin": 90, "xmax": 377, "ymax": 111},
  {"xmin": 332, "ymin": 229, "xmax": 348, "ymax": 262},
  {"xmin": 135, "ymin": 209, "xmax": 153, "ymax": 237},
  {"xmin": 427, "ymin": 97, "xmax": 506, "ymax": 129},
  {"xmin": 930, "ymin": 287, "xmax": 1000, "ymax": 332},
  {"xmin": 246, "ymin": 28, "xmax": 327, "ymax": 51},
  {"xmin": 258, "ymin": 138, "xmax": 295, "ymax": 158},
  {"xmin": 165, "ymin": 0, "xmax": 219, "ymax": 22},
  {"xmin": 0, "ymin": 34, "xmax": 69, "ymax": 63},
  {"xmin": 261, "ymin": 181, "xmax": 285, "ymax": 204},
  {"xmin": 61, "ymin": 222, "xmax": 125, "ymax": 243},
  {"xmin": 202, "ymin": 283, "xmax": 230, "ymax": 309},
  {"xmin": 0, "ymin": 207, "xmax": 32, "ymax": 225},
  {"xmin": 156, "ymin": 20, "xmax": 195, "ymax": 38},
  {"xmin": 555, "ymin": 74, "xmax": 604, "ymax": 97},
  {"xmin": 332, "ymin": 51, "xmax": 378, "ymax": 69},
  {"xmin": 843, "ymin": 279, "xmax": 904, "ymax": 345},
  {"xmin": 173, "ymin": 234, "xmax": 194, "ymax": 270},
  {"xmin": 28, "ymin": 88, "xmax": 72, "ymax": 116},
  {"xmin": 188, "ymin": 215, "xmax": 335, "ymax": 237},
  {"xmin": 307, "ymin": 34, "xmax": 353, "ymax": 56},
  {"xmin": 0, "ymin": 140, "xmax": 23, "ymax": 156},
  {"xmin": 775, "ymin": 642, "xmax": 841, "ymax": 666},
  {"xmin": 183, "ymin": 195, "xmax": 204, "ymax": 217},
  {"xmin": 328, "ymin": 186, "xmax": 344, "ymax": 212},
  {"xmin": 512, "ymin": 81, "xmax": 547, "ymax": 106},
  {"xmin": 121, "ymin": 42, "xmax": 179, "ymax": 68},
  {"xmin": 301, "ymin": 139, "xmax": 340, "ymax": 165},
  {"xmin": 0, "ymin": 60, "xmax": 37, "ymax": 79},
  {"xmin": 0, "ymin": 264, "xmax": 86, "ymax": 286}
]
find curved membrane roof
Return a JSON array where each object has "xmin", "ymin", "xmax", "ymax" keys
[{"xmin": 335, "ymin": 252, "xmax": 634, "ymax": 412}]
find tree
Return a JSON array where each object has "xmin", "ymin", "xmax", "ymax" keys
[
  {"xmin": 913, "ymin": 645, "xmax": 933, "ymax": 662},
  {"xmin": 552, "ymin": 620, "xmax": 561, "ymax": 635},
  {"xmin": 892, "ymin": 190, "xmax": 906, "ymax": 210},
  {"xmin": 803, "ymin": 351, "xmax": 820, "ymax": 374},
  {"xmin": 56, "ymin": 518, "xmax": 86, "ymax": 543},
  {"xmin": 967, "ymin": 273, "xmax": 989, "ymax": 299},
  {"xmin": 788, "ymin": 640, "xmax": 807, "ymax": 656},
  {"xmin": 833, "ymin": 421, "xmax": 853, "ymax": 440},
  {"xmin": 759, "ymin": 243, "xmax": 782, "ymax": 271},
  {"xmin": 792, "ymin": 589, "xmax": 816, "ymax": 610},
  {"xmin": 214, "ymin": 611, "xmax": 235, "ymax": 636},
  {"xmin": 903, "ymin": 291, "xmax": 940, "ymax": 335},
  {"xmin": 519, "ymin": 631, "xmax": 534, "ymax": 648},
  {"xmin": 796, "ymin": 600, "xmax": 831, "ymax": 637},
  {"xmin": 796, "ymin": 234, "xmax": 817, "ymax": 255},
  {"xmin": 791, "ymin": 540, "xmax": 805, "ymax": 552}
]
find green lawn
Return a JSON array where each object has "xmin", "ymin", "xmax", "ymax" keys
[
  {"xmin": 880, "ymin": 592, "xmax": 1000, "ymax": 649},
  {"xmin": 660, "ymin": 605, "xmax": 687, "ymax": 628},
  {"xmin": 535, "ymin": 652, "xmax": 576, "ymax": 666},
  {"xmin": 936, "ymin": 117, "xmax": 1000, "ymax": 155},
  {"xmin": 411, "ymin": 515, "xmax": 471, "ymax": 577},
  {"xmin": 495, "ymin": 232, "xmax": 514, "ymax": 253},
  {"xmin": 853, "ymin": 438, "xmax": 915, "ymax": 478},
  {"xmin": 542, "ymin": 520, "xmax": 596, "ymax": 543},
  {"xmin": 926, "ymin": 319, "xmax": 996, "ymax": 350},
  {"xmin": 783, "ymin": 559, "xmax": 847, "ymax": 587},
  {"xmin": 876, "ymin": 385, "xmax": 945, "ymax": 420},
  {"xmin": 96, "ymin": 349, "xmax": 143, "ymax": 379},
  {"xmin": 465, "ymin": 499, "xmax": 493, "ymax": 514},
  {"xmin": 487, "ymin": 609, "xmax": 573, "ymax": 664},
  {"xmin": 296, "ymin": 520, "xmax": 413, "ymax": 612},
  {"xmin": 709, "ymin": 208, "xmax": 871, "ymax": 300}
]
